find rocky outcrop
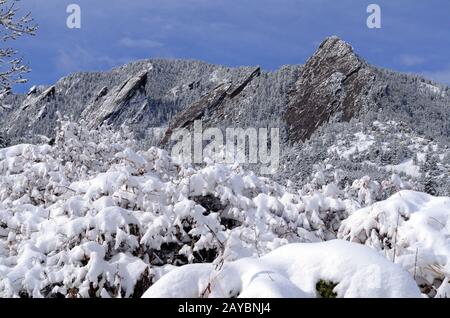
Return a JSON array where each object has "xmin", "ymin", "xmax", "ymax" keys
[
  {"xmin": 161, "ymin": 67, "xmax": 261, "ymax": 144},
  {"xmin": 21, "ymin": 85, "xmax": 56, "ymax": 110},
  {"xmin": 161, "ymin": 83, "xmax": 230, "ymax": 144},
  {"xmin": 94, "ymin": 86, "xmax": 109, "ymax": 102},
  {"xmin": 82, "ymin": 71, "xmax": 148, "ymax": 128},
  {"xmin": 284, "ymin": 36, "xmax": 376, "ymax": 143},
  {"xmin": 227, "ymin": 67, "xmax": 261, "ymax": 98}
]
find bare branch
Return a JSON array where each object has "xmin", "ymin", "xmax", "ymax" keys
[{"xmin": 0, "ymin": 0, "xmax": 38, "ymax": 94}]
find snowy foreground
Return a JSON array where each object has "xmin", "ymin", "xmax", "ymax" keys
[
  {"xmin": 0, "ymin": 121, "xmax": 449, "ymax": 298},
  {"xmin": 143, "ymin": 240, "xmax": 421, "ymax": 298}
]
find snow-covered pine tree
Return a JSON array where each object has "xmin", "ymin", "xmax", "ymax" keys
[{"xmin": 421, "ymin": 153, "xmax": 439, "ymax": 196}]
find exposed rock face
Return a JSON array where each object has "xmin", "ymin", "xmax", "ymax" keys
[
  {"xmin": 227, "ymin": 67, "xmax": 261, "ymax": 98},
  {"xmin": 94, "ymin": 86, "xmax": 109, "ymax": 102},
  {"xmin": 285, "ymin": 36, "xmax": 376, "ymax": 143},
  {"xmin": 22, "ymin": 85, "xmax": 56, "ymax": 110},
  {"xmin": 82, "ymin": 70, "xmax": 149, "ymax": 128},
  {"xmin": 2, "ymin": 85, "xmax": 58, "ymax": 139},
  {"xmin": 161, "ymin": 67, "xmax": 262, "ymax": 144},
  {"xmin": 161, "ymin": 83, "xmax": 230, "ymax": 144}
]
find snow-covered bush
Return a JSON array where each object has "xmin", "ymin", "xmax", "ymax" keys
[
  {"xmin": 0, "ymin": 120, "xmax": 449, "ymax": 298},
  {"xmin": 0, "ymin": 120, "xmax": 353, "ymax": 297},
  {"xmin": 143, "ymin": 240, "xmax": 421, "ymax": 298},
  {"xmin": 338, "ymin": 191, "xmax": 450, "ymax": 297}
]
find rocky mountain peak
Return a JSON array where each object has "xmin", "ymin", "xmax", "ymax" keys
[
  {"xmin": 284, "ymin": 36, "xmax": 375, "ymax": 143},
  {"xmin": 317, "ymin": 36, "xmax": 357, "ymax": 59}
]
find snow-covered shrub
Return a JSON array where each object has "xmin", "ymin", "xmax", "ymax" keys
[
  {"xmin": 1, "ymin": 120, "xmax": 449, "ymax": 298},
  {"xmin": 0, "ymin": 120, "xmax": 353, "ymax": 297},
  {"xmin": 338, "ymin": 191, "xmax": 450, "ymax": 297}
]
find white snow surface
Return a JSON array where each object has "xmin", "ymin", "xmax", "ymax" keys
[
  {"xmin": 143, "ymin": 240, "xmax": 421, "ymax": 298},
  {"xmin": 0, "ymin": 120, "xmax": 449, "ymax": 298},
  {"xmin": 385, "ymin": 159, "xmax": 421, "ymax": 178},
  {"xmin": 339, "ymin": 190, "xmax": 450, "ymax": 297}
]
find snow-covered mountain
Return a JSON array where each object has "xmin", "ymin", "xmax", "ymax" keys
[
  {"xmin": 1, "ymin": 37, "xmax": 449, "ymax": 193},
  {"xmin": 0, "ymin": 36, "xmax": 449, "ymax": 298}
]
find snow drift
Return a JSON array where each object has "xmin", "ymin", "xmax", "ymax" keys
[
  {"xmin": 339, "ymin": 190, "xmax": 450, "ymax": 297},
  {"xmin": 143, "ymin": 240, "xmax": 421, "ymax": 298}
]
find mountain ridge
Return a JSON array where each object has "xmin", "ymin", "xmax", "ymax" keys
[
  {"xmin": 1, "ymin": 36, "xmax": 448, "ymax": 146},
  {"xmin": 0, "ymin": 36, "xmax": 449, "ymax": 193}
]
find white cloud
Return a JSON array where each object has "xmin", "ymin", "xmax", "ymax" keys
[
  {"xmin": 422, "ymin": 68, "xmax": 450, "ymax": 85},
  {"xmin": 399, "ymin": 54, "xmax": 426, "ymax": 67},
  {"xmin": 56, "ymin": 46, "xmax": 131, "ymax": 73},
  {"xmin": 119, "ymin": 37, "xmax": 164, "ymax": 49}
]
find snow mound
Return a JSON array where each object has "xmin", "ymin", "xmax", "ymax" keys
[
  {"xmin": 143, "ymin": 240, "xmax": 421, "ymax": 298},
  {"xmin": 339, "ymin": 190, "xmax": 450, "ymax": 297}
]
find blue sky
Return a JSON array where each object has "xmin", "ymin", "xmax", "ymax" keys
[{"xmin": 11, "ymin": 0, "xmax": 450, "ymax": 92}]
